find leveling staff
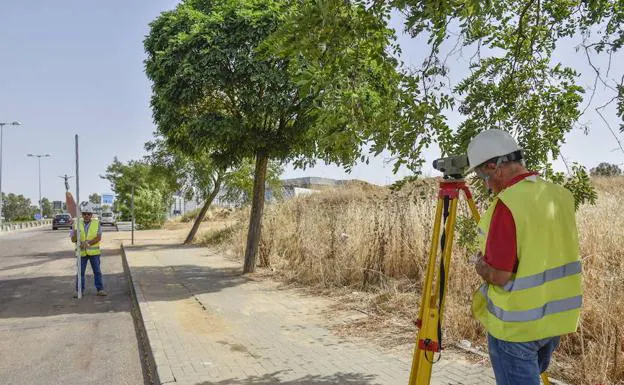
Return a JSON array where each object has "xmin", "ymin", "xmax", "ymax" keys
[{"xmin": 466, "ymin": 130, "xmax": 582, "ymax": 385}]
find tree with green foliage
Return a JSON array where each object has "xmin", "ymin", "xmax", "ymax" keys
[
  {"xmin": 133, "ymin": 187, "xmax": 169, "ymax": 229},
  {"xmin": 275, "ymin": 0, "xmax": 624, "ymax": 207},
  {"xmin": 144, "ymin": 0, "xmax": 406, "ymax": 272},
  {"xmin": 147, "ymin": 136, "xmax": 285, "ymax": 244},
  {"xmin": 1, "ymin": 193, "xmax": 35, "ymax": 222},
  {"xmin": 40, "ymin": 197, "xmax": 53, "ymax": 218},
  {"xmin": 590, "ymin": 162, "xmax": 622, "ymax": 177},
  {"xmin": 102, "ymin": 157, "xmax": 178, "ymax": 229},
  {"xmin": 220, "ymin": 159, "xmax": 284, "ymax": 208},
  {"xmin": 145, "ymin": 138, "xmax": 225, "ymax": 244},
  {"xmin": 88, "ymin": 193, "xmax": 101, "ymax": 205}
]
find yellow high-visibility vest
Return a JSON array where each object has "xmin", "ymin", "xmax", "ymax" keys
[
  {"xmin": 74, "ymin": 218, "xmax": 101, "ymax": 257},
  {"xmin": 472, "ymin": 176, "xmax": 583, "ymax": 342}
]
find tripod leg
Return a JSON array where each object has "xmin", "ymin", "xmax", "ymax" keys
[
  {"xmin": 408, "ymin": 198, "xmax": 444, "ymax": 385},
  {"xmin": 541, "ymin": 373, "xmax": 552, "ymax": 385},
  {"xmin": 436, "ymin": 196, "xmax": 459, "ymax": 329},
  {"xmin": 416, "ymin": 198, "xmax": 444, "ymax": 330}
]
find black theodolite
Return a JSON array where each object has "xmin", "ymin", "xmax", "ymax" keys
[{"xmin": 431, "ymin": 155, "xmax": 470, "ymax": 180}]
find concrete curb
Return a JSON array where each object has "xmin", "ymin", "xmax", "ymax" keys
[{"xmin": 121, "ymin": 243, "xmax": 172, "ymax": 385}]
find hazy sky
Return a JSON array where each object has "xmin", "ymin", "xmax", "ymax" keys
[{"xmin": 1, "ymin": 1, "xmax": 622, "ymax": 205}]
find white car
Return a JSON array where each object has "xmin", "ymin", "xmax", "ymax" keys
[{"xmin": 100, "ymin": 212, "xmax": 116, "ymax": 226}]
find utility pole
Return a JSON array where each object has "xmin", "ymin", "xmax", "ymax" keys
[
  {"xmin": 0, "ymin": 121, "xmax": 22, "ymax": 223},
  {"xmin": 27, "ymin": 153, "xmax": 51, "ymax": 219},
  {"xmin": 131, "ymin": 184, "xmax": 135, "ymax": 245}
]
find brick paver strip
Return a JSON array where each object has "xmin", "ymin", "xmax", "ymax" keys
[{"xmin": 123, "ymin": 243, "xmax": 501, "ymax": 385}]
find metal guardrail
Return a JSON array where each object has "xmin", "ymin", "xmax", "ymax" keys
[
  {"xmin": 116, "ymin": 221, "xmax": 133, "ymax": 231},
  {"xmin": 0, "ymin": 219, "xmax": 52, "ymax": 233}
]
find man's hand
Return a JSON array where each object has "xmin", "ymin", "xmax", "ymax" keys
[
  {"xmin": 80, "ymin": 241, "xmax": 89, "ymax": 250},
  {"xmin": 475, "ymin": 253, "xmax": 513, "ymax": 287}
]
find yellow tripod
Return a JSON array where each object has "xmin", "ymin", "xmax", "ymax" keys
[
  {"xmin": 407, "ymin": 178, "xmax": 552, "ymax": 385},
  {"xmin": 407, "ymin": 179, "xmax": 479, "ymax": 385}
]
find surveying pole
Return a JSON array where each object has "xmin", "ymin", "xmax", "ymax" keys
[{"xmin": 75, "ymin": 135, "xmax": 82, "ymax": 299}]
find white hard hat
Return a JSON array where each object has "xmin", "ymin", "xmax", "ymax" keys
[
  {"xmin": 81, "ymin": 203, "xmax": 96, "ymax": 214},
  {"xmin": 466, "ymin": 129, "xmax": 522, "ymax": 174}
]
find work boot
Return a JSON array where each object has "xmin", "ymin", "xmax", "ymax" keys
[
  {"xmin": 96, "ymin": 290, "xmax": 108, "ymax": 296},
  {"xmin": 73, "ymin": 292, "xmax": 85, "ymax": 298}
]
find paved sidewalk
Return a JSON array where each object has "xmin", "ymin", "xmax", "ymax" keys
[{"xmin": 123, "ymin": 242, "xmax": 497, "ymax": 385}]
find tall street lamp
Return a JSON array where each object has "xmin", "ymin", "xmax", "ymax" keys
[
  {"xmin": 27, "ymin": 153, "xmax": 51, "ymax": 219},
  {"xmin": 0, "ymin": 121, "xmax": 22, "ymax": 224}
]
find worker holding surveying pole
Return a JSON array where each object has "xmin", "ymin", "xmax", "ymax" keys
[
  {"xmin": 466, "ymin": 130, "xmax": 583, "ymax": 385},
  {"xmin": 66, "ymin": 192, "xmax": 107, "ymax": 297}
]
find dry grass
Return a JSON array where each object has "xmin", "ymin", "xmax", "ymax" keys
[
  {"xmin": 208, "ymin": 176, "xmax": 624, "ymax": 385},
  {"xmin": 164, "ymin": 207, "xmax": 235, "ymax": 230}
]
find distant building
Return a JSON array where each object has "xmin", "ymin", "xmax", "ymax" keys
[
  {"xmin": 280, "ymin": 177, "xmax": 340, "ymax": 189},
  {"xmin": 268, "ymin": 177, "xmax": 368, "ymax": 202},
  {"xmin": 177, "ymin": 177, "xmax": 369, "ymax": 211},
  {"xmin": 169, "ymin": 194, "xmax": 202, "ymax": 217}
]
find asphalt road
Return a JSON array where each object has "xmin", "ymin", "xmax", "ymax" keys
[{"xmin": 0, "ymin": 226, "xmax": 146, "ymax": 385}]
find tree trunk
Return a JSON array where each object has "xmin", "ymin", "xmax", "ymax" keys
[
  {"xmin": 243, "ymin": 152, "xmax": 268, "ymax": 273},
  {"xmin": 183, "ymin": 175, "xmax": 222, "ymax": 245}
]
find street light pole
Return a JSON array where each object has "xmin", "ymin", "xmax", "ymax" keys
[
  {"xmin": 131, "ymin": 184, "xmax": 135, "ymax": 245},
  {"xmin": 0, "ymin": 121, "xmax": 22, "ymax": 224},
  {"xmin": 27, "ymin": 153, "xmax": 51, "ymax": 219}
]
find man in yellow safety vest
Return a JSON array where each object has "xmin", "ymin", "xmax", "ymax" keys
[
  {"xmin": 71, "ymin": 202, "xmax": 107, "ymax": 297},
  {"xmin": 466, "ymin": 129, "xmax": 582, "ymax": 385}
]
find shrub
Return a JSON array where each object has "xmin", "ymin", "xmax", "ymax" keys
[{"xmin": 590, "ymin": 162, "xmax": 622, "ymax": 177}]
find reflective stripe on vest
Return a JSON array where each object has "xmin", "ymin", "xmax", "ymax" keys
[
  {"xmin": 480, "ymin": 285, "xmax": 582, "ymax": 322},
  {"xmin": 501, "ymin": 261, "xmax": 582, "ymax": 292}
]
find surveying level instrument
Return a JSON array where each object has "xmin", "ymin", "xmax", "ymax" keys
[{"xmin": 408, "ymin": 157, "xmax": 552, "ymax": 385}]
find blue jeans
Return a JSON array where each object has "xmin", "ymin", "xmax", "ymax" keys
[
  {"xmin": 76, "ymin": 255, "xmax": 104, "ymax": 292},
  {"xmin": 488, "ymin": 333, "xmax": 560, "ymax": 385}
]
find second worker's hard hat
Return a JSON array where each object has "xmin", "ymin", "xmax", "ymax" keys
[
  {"xmin": 81, "ymin": 203, "xmax": 96, "ymax": 214},
  {"xmin": 466, "ymin": 129, "xmax": 522, "ymax": 174}
]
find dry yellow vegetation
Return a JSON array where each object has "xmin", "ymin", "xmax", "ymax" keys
[{"xmin": 201, "ymin": 176, "xmax": 624, "ymax": 385}]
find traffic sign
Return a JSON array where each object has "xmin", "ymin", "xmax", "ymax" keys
[
  {"xmin": 102, "ymin": 194, "xmax": 114, "ymax": 205},
  {"xmin": 34, "ymin": 213, "xmax": 42, "ymax": 220}
]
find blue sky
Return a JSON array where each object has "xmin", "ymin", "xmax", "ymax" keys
[{"xmin": 1, "ymin": 1, "xmax": 622, "ymax": 204}]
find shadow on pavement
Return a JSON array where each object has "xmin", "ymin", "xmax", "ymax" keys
[
  {"xmin": 0, "ymin": 248, "xmax": 74, "ymax": 261},
  {"xmin": 0, "ymin": 249, "xmax": 133, "ymax": 319},
  {"xmin": 130, "ymin": 263, "xmax": 250, "ymax": 301},
  {"xmin": 123, "ymin": 243, "xmax": 203, "ymax": 253},
  {"xmin": 195, "ymin": 372, "xmax": 380, "ymax": 385},
  {"xmin": 0, "ymin": 258, "xmax": 57, "ymax": 272},
  {"xmin": 1, "ymin": 251, "xmax": 251, "ymax": 319}
]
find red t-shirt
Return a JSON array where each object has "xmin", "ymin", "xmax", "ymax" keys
[{"xmin": 483, "ymin": 172, "xmax": 539, "ymax": 272}]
